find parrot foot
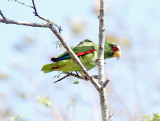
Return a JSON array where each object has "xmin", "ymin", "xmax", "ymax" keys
[
  {"xmin": 95, "ymin": 58, "xmax": 106, "ymax": 64},
  {"xmin": 96, "ymin": 58, "xmax": 101, "ymax": 61},
  {"xmin": 78, "ymin": 71, "xmax": 89, "ymax": 81},
  {"xmin": 95, "ymin": 58, "xmax": 101, "ymax": 65},
  {"xmin": 83, "ymin": 76, "xmax": 89, "ymax": 81}
]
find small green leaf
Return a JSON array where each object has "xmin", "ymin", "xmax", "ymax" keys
[
  {"xmin": 73, "ymin": 81, "xmax": 79, "ymax": 84},
  {"xmin": 142, "ymin": 113, "xmax": 160, "ymax": 121},
  {"xmin": 37, "ymin": 96, "xmax": 52, "ymax": 107}
]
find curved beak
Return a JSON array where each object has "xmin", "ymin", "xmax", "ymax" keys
[{"xmin": 113, "ymin": 51, "xmax": 121, "ymax": 60}]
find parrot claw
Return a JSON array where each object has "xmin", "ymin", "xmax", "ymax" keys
[
  {"xmin": 95, "ymin": 58, "xmax": 101, "ymax": 65},
  {"xmin": 83, "ymin": 76, "xmax": 89, "ymax": 81},
  {"xmin": 96, "ymin": 58, "xmax": 101, "ymax": 61},
  {"xmin": 95, "ymin": 58, "xmax": 106, "ymax": 64}
]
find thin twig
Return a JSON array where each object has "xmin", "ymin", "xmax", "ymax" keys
[
  {"xmin": 10, "ymin": 0, "xmax": 62, "ymax": 31},
  {"xmin": 54, "ymin": 72, "xmax": 99, "ymax": 83},
  {"xmin": 68, "ymin": 73, "xmax": 84, "ymax": 80},
  {"xmin": 101, "ymin": 79, "xmax": 109, "ymax": 89},
  {"xmin": 16, "ymin": 0, "xmax": 33, "ymax": 8},
  {"xmin": 54, "ymin": 74, "xmax": 70, "ymax": 83},
  {"xmin": 54, "ymin": 72, "xmax": 87, "ymax": 83},
  {"xmin": 31, "ymin": 0, "xmax": 62, "ymax": 32},
  {"xmin": 0, "ymin": 10, "xmax": 6, "ymax": 21},
  {"xmin": 0, "ymin": 9, "xmax": 49, "ymax": 27},
  {"xmin": 32, "ymin": 0, "xmax": 48, "ymax": 22},
  {"xmin": 108, "ymin": 112, "xmax": 114, "ymax": 121}
]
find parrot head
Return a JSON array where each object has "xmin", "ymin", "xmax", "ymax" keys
[{"xmin": 104, "ymin": 41, "xmax": 121, "ymax": 60}]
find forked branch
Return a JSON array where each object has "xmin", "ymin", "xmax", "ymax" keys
[
  {"xmin": 54, "ymin": 72, "xmax": 99, "ymax": 83},
  {"xmin": 0, "ymin": 0, "xmax": 110, "ymax": 120},
  {"xmin": 0, "ymin": 0, "xmax": 101, "ymax": 90},
  {"xmin": 0, "ymin": 10, "xmax": 6, "ymax": 20},
  {"xmin": 54, "ymin": 72, "xmax": 84, "ymax": 83},
  {"xmin": 31, "ymin": 0, "xmax": 49, "ymax": 22}
]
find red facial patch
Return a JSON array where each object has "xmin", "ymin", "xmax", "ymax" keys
[
  {"xmin": 111, "ymin": 45, "xmax": 119, "ymax": 52},
  {"xmin": 76, "ymin": 49, "xmax": 96, "ymax": 56}
]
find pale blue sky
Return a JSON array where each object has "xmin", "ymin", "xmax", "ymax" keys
[{"xmin": 0, "ymin": 0, "xmax": 160, "ymax": 121}]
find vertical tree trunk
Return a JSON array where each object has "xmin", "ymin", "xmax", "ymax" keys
[
  {"xmin": 99, "ymin": 89, "xmax": 108, "ymax": 121},
  {"xmin": 98, "ymin": 0, "xmax": 109, "ymax": 121}
]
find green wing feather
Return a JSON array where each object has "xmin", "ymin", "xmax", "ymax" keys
[
  {"xmin": 56, "ymin": 46, "xmax": 96, "ymax": 60},
  {"xmin": 53, "ymin": 39, "xmax": 97, "ymax": 61}
]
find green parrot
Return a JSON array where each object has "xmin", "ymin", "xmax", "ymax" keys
[{"xmin": 41, "ymin": 39, "xmax": 121, "ymax": 73}]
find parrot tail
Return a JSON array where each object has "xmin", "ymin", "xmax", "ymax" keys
[{"xmin": 41, "ymin": 63, "xmax": 61, "ymax": 73}]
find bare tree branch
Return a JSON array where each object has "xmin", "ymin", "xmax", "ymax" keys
[
  {"xmin": 0, "ymin": 10, "xmax": 48, "ymax": 27},
  {"xmin": 0, "ymin": 10, "xmax": 6, "ymax": 21},
  {"xmin": 68, "ymin": 72, "xmax": 84, "ymax": 80},
  {"xmin": 16, "ymin": 0, "xmax": 33, "ymax": 8},
  {"xmin": 10, "ymin": 0, "xmax": 62, "ymax": 31},
  {"xmin": 54, "ymin": 72, "xmax": 99, "ymax": 83},
  {"xmin": 98, "ymin": 0, "xmax": 109, "ymax": 121},
  {"xmin": 108, "ymin": 112, "xmax": 114, "ymax": 121},
  {"xmin": 101, "ymin": 79, "xmax": 109, "ymax": 89},
  {"xmin": 32, "ymin": 0, "xmax": 49, "ymax": 22},
  {"xmin": 0, "ymin": 18, "xmax": 48, "ymax": 28},
  {"xmin": 54, "ymin": 74, "xmax": 70, "ymax": 83},
  {"xmin": 0, "ymin": 8, "xmax": 101, "ymax": 90},
  {"xmin": 31, "ymin": 0, "xmax": 62, "ymax": 32},
  {"xmin": 0, "ymin": 0, "xmax": 110, "ymax": 120},
  {"xmin": 54, "ymin": 72, "xmax": 84, "ymax": 83}
]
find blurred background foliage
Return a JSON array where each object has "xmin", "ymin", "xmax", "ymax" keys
[
  {"xmin": 142, "ymin": 113, "xmax": 160, "ymax": 121},
  {"xmin": 0, "ymin": 0, "xmax": 160, "ymax": 121}
]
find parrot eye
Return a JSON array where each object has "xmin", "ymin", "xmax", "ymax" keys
[
  {"xmin": 111, "ymin": 45, "xmax": 116, "ymax": 49},
  {"xmin": 111, "ymin": 45, "xmax": 118, "ymax": 52}
]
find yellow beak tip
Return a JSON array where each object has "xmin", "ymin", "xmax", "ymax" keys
[{"xmin": 113, "ymin": 51, "xmax": 121, "ymax": 60}]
